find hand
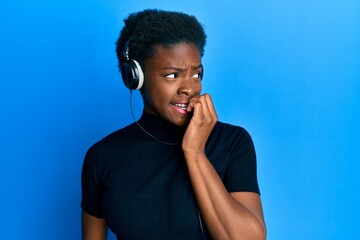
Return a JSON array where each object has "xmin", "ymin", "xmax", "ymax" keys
[{"xmin": 182, "ymin": 94, "xmax": 218, "ymax": 155}]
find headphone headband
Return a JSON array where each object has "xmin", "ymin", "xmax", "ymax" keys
[{"xmin": 123, "ymin": 41, "xmax": 130, "ymax": 60}]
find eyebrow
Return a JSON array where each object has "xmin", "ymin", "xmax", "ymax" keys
[{"xmin": 161, "ymin": 64, "xmax": 203, "ymax": 71}]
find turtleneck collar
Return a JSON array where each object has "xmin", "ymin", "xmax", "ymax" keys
[{"xmin": 136, "ymin": 111, "xmax": 187, "ymax": 144}]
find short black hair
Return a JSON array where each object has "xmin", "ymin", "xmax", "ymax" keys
[{"xmin": 115, "ymin": 9, "xmax": 207, "ymax": 71}]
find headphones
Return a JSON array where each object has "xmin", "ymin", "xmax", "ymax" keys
[{"xmin": 121, "ymin": 41, "xmax": 145, "ymax": 90}]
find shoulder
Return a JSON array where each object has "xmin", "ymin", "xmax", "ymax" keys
[
  {"xmin": 93, "ymin": 122, "xmax": 138, "ymax": 147},
  {"xmin": 206, "ymin": 121, "xmax": 255, "ymax": 160},
  {"xmin": 99, "ymin": 122, "xmax": 138, "ymax": 144},
  {"xmin": 84, "ymin": 122, "xmax": 138, "ymax": 162},
  {"xmin": 214, "ymin": 121, "xmax": 248, "ymax": 133},
  {"xmin": 211, "ymin": 121, "xmax": 253, "ymax": 144}
]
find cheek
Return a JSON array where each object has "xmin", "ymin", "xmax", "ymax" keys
[
  {"xmin": 144, "ymin": 83, "xmax": 170, "ymax": 106},
  {"xmin": 142, "ymin": 77, "xmax": 157, "ymax": 100},
  {"xmin": 194, "ymin": 81, "xmax": 202, "ymax": 94},
  {"xmin": 151, "ymin": 87, "xmax": 173, "ymax": 103}
]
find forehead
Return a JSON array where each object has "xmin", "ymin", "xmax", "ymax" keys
[{"xmin": 146, "ymin": 43, "xmax": 202, "ymax": 68}]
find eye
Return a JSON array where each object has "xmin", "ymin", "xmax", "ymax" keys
[
  {"xmin": 193, "ymin": 72, "xmax": 202, "ymax": 79},
  {"xmin": 165, "ymin": 73, "xmax": 177, "ymax": 79}
]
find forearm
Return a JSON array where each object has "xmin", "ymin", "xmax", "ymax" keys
[
  {"xmin": 184, "ymin": 152, "xmax": 266, "ymax": 240},
  {"xmin": 82, "ymin": 211, "xmax": 107, "ymax": 240}
]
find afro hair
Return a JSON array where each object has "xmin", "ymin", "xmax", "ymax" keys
[{"xmin": 115, "ymin": 9, "xmax": 207, "ymax": 71}]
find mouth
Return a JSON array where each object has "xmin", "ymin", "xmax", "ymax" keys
[
  {"xmin": 171, "ymin": 102, "xmax": 189, "ymax": 115},
  {"xmin": 174, "ymin": 103, "xmax": 188, "ymax": 110}
]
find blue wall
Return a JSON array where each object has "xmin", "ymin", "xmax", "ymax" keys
[{"xmin": 1, "ymin": 0, "xmax": 359, "ymax": 239}]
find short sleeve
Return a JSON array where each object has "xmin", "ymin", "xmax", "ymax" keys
[
  {"xmin": 81, "ymin": 144, "xmax": 105, "ymax": 218},
  {"xmin": 223, "ymin": 128, "xmax": 260, "ymax": 194}
]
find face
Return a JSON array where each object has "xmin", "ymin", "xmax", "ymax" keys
[{"xmin": 142, "ymin": 43, "xmax": 203, "ymax": 126}]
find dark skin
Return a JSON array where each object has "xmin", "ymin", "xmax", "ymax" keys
[{"xmin": 82, "ymin": 43, "xmax": 266, "ymax": 240}]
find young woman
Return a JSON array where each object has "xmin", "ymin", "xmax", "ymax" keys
[{"xmin": 81, "ymin": 9, "xmax": 266, "ymax": 240}]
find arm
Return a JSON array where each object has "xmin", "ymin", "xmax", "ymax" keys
[
  {"xmin": 82, "ymin": 211, "xmax": 107, "ymax": 240},
  {"xmin": 81, "ymin": 145, "xmax": 107, "ymax": 240},
  {"xmin": 183, "ymin": 94, "xmax": 266, "ymax": 240}
]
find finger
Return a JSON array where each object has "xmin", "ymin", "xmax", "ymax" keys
[
  {"xmin": 203, "ymin": 94, "xmax": 218, "ymax": 121},
  {"xmin": 198, "ymin": 94, "xmax": 217, "ymax": 123},
  {"xmin": 191, "ymin": 102, "xmax": 204, "ymax": 124},
  {"xmin": 198, "ymin": 94, "xmax": 212, "ymax": 120},
  {"xmin": 187, "ymin": 95, "xmax": 200, "ymax": 112}
]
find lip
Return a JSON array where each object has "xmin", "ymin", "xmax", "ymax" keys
[{"xmin": 170, "ymin": 102, "xmax": 189, "ymax": 115}]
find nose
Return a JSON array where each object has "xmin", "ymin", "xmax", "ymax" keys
[{"xmin": 177, "ymin": 78, "xmax": 201, "ymax": 96}]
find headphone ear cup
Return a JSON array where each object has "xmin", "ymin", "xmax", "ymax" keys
[{"xmin": 121, "ymin": 59, "xmax": 144, "ymax": 90}]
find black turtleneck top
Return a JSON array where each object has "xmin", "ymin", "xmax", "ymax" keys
[{"xmin": 81, "ymin": 112, "xmax": 259, "ymax": 240}]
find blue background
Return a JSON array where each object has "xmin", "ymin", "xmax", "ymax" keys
[{"xmin": 1, "ymin": 0, "xmax": 359, "ymax": 239}]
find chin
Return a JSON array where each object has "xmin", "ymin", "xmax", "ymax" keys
[{"xmin": 172, "ymin": 117, "xmax": 191, "ymax": 127}]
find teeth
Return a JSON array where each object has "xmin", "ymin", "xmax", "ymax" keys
[{"xmin": 175, "ymin": 103, "xmax": 188, "ymax": 109}]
